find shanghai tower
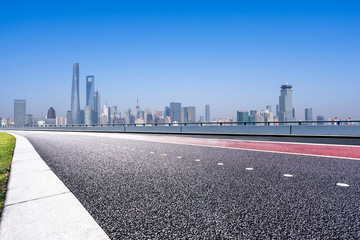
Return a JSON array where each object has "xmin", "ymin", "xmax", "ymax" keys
[{"xmin": 71, "ymin": 63, "xmax": 80, "ymax": 124}]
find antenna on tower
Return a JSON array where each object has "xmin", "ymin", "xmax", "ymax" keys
[{"xmin": 136, "ymin": 97, "xmax": 140, "ymax": 109}]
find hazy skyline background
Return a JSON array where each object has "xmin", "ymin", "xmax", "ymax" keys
[{"xmin": 1, "ymin": 1, "xmax": 359, "ymax": 120}]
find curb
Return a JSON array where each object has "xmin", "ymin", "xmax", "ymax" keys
[{"xmin": 0, "ymin": 133, "xmax": 110, "ymax": 240}]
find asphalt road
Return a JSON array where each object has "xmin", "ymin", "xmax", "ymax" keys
[{"xmin": 15, "ymin": 131, "xmax": 360, "ymax": 239}]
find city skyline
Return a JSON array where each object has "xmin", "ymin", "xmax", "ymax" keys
[
  {"xmin": 1, "ymin": 1, "xmax": 359, "ymax": 120},
  {"xmin": 2, "ymin": 63, "xmax": 358, "ymax": 123}
]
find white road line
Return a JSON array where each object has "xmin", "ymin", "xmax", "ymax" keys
[
  {"xmin": 195, "ymin": 159, "xmax": 200, "ymax": 162},
  {"xmin": 245, "ymin": 168, "xmax": 254, "ymax": 171},
  {"xmin": 283, "ymin": 174, "xmax": 293, "ymax": 177},
  {"xmin": 218, "ymin": 163, "xmax": 224, "ymax": 166},
  {"xmin": 336, "ymin": 183, "xmax": 350, "ymax": 187}
]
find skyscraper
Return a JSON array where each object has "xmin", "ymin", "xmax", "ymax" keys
[
  {"xmin": 47, "ymin": 107, "xmax": 56, "ymax": 119},
  {"xmin": 205, "ymin": 104, "xmax": 210, "ymax": 122},
  {"xmin": 94, "ymin": 90, "xmax": 100, "ymax": 124},
  {"xmin": 86, "ymin": 75, "xmax": 95, "ymax": 112},
  {"xmin": 170, "ymin": 102, "xmax": 181, "ymax": 123},
  {"xmin": 84, "ymin": 106, "xmax": 92, "ymax": 124},
  {"xmin": 14, "ymin": 99, "xmax": 26, "ymax": 125},
  {"xmin": 181, "ymin": 107, "xmax": 196, "ymax": 123},
  {"xmin": 71, "ymin": 63, "xmax": 80, "ymax": 124},
  {"xmin": 305, "ymin": 108, "xmax": 313, "ymax": 121},
  {"xmin": 101, "ymin": 104, "xmax": 110, "ymax": 124},
  {"xmin": 278, "ymin": 82, "xmax": 295, "ymax": 124}
]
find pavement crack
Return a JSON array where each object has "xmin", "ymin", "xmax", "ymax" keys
[{"xmin": 4, "ymin": 191, "xmax": 70, "ymax": 207}]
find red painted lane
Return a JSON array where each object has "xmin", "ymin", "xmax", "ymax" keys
[{"xmin": 123, "ymin": 135, "xmax": 360, "ymax": 160}]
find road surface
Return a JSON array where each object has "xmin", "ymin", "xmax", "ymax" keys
[{"xmin": 13, "ymin": 131, "xmax": 360, "ymax": 239}]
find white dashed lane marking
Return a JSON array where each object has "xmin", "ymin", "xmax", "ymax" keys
[
  {"xmin": 336, "ymin": 183, "xmax": 350, "ymax": 187},
  {"xmin": 195, "ymin": 159, "xmax": 200, "ymax": 162},
  {"xmin": 217, "ymin": 163, "xmax": 224, "ymax": 166},
  {"xmin": 283, "ymin": 174, "xmax": 293, "ymax": 177},
  {"xmin": 177, "ymin": 156, "xmax": 182, "ymax": 159},
  {"xmin": 245, "ymin": 168, "xmax": 254, "ymax": 171}
]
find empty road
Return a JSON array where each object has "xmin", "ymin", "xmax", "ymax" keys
[{"xmin": 12, "ymin": 131, "xmax": 360, "ymax": 239}]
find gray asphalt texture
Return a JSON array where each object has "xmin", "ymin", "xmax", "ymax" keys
[{"xmin": 18, "ymin": 132, "xmax": 360, "ymax": 239}]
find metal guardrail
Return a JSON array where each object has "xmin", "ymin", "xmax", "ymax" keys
[{"xmin": 3, "ymin": 120, "xmax": 360, "ymax": 128}]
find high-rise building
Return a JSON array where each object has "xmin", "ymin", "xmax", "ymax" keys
[
  {"xmin": 129, "ymin": 115, "xmax": 135, "ymax": 125},
  {"xmin": 86, "ymin": 75, "xmax": 95, "ymax": 124},
  {"xmin": 259, "ymin": 109, "xmax": 273, "ymax": 123},
  {"xmin": 14, "ymin": 99, "xmax": 26, "ymax": 125},
  {"xmin": 85, "ymin": 106, "xmax": 92, "ymax": 124},
  {"xmin": 47, "ymin": 107, "xmax": 56, "ymax": 119},
  {"xmin": 255, "ymin": 113, "xmax": 265, "ymax": 126},
  {"xmin": 276, "ymin": 105, "xmax": 279, "ymax": 118},
  {"xmin": 237, "ymin": 111, "xmax": 249, "ymax": 124},
  {"xmin": 181, "ymin": 106, "xmax": 196, "ymax": 123},
  {"xmin": 205, "ymin": 105, "xmax": 210, "ymax": 122},
  {"xmin": 86, "ymin": 76, "xmax": 95, "ymax": 110},
  {"xmin": 164, "ymin": 106, "xmax": 170, "ymax": 119},
  {"xmin": 110, "ymin": 106, "xmax": 119, "ymax": 123},
  {"xmin": 101, "ymin": 104, "xmax": 110, "ymax": 124},
  {"xmin": 266, "ymin": 105, "xmax": 272, "ymax": 113},
  {"xmin": 146, "ymin": 113, "xmax": 153, "ymax": 124},
  {"xmin": 71, "ymin": 63, "xmax": 80, "ymax": 124},
  {"xmin": 136, "ymin": 97, "xmax": 141, "ymax": 120},
  {"xmin": 25, "ymin": 114, "xmax": 33, "ymax": 126},
  {"xmin": 305, "ymin": 108, "xmax": 313, "ymax": 121},
  {"xmin": 317, "ymin": 115, "xmax": 325, "ymax": 125},
  {"xmin": 125, "ymin": 109, "xmax": 131, "ymax": 124},
  {"xmin": 67, "ymin": 111, "xmax": 72, "ymax": 125},
  {"xmin": 94, "ymin": 90, "xmax": 100, "ymax": 124},
  {"xmin": 278, "ymin": 82, "xmax": 295, "ymax": 124},
  {"xmin": 250, "ymin": 110, "xmax": 257, "ymax": 116},
  {"xmin": 170, "ymin": 102, "xmax": 181, "ymax": 123}
]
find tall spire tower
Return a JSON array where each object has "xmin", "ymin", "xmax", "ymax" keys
[
  {"xmin": 71, "ymin": 63, "xmax": 80, "ymax": 124},
  {"xmin": 136, "ymin": 97, "xmax": 140, "ymax": 111}
]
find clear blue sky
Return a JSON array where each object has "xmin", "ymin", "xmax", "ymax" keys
[{"xmin": 1, "ymin": 0, "xmax": 359, "ymax": 120}]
